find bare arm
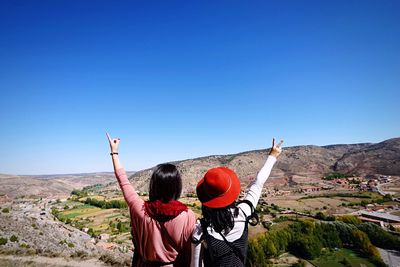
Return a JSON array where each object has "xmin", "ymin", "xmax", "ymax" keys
[
  {"xmin": 107, "ymin": 133, "xmax": 123, "ymax": 171},
  {"xmin": 241, "ymin": 138, "xmax": 283, "ymax": 215},
  {"xmin": 191, "ymin": 221, "xmax": 202, "ymax": 267},
  {"xmin": 106, "ymin": 133, "xmax": 140, "ymax": 207}
]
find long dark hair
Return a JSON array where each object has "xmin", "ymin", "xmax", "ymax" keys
[
  {"xmin": 201, "ymin": 203, "xmax": 239, "ymax": 234},
  {"xmin": 149, "ymin": 163, "xmax": 182, "ymax": 203}
]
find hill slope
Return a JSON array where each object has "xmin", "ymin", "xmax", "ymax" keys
[
  {"xmin": 120, "ymin": 138, "xmax": 400, "ymax": 193},
  {"xmin": 0, "ymin": 172, "xmax": 119, "ymax": 199}
]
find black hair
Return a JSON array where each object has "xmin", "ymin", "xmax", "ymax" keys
[
  {"xmin": 149, "ymin": 163, "xmax": 182, "ymax": 203},
  {"xmin": 201, "ymin": 203, "xmax": 239, "ymax": 234}
]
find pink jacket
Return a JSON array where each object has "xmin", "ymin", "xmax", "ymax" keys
[{"xmin": 115, "ymin": 168, "xmax": 196, "ymax": 266}]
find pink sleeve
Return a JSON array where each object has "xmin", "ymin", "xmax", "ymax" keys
[{"xmin": 115, "ymin": 168, "xmax": 143, "ymax": 210}]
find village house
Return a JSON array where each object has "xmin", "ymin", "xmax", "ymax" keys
[
  {"xmin": 335, "ymin": 179, "xmax": 349, "ymax": 185},
  {"xmin": 366, "ymin": 204, "xmax": 385, "ymax": 212},
  {"xmin": 377, "ymin": 175, "xmax": 392, "ymax": 183},
  {"xmin": 277, "ymin": 190, "xmax": 291, "ymax": 196},
  {"xmin": 299, "ymin": 185, "xmax": 321, "ymax": 193}
]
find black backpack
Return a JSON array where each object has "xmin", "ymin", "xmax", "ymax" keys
[{"xmin": 196, "ymin": 200, "xmax": 258, "ymax": 267}]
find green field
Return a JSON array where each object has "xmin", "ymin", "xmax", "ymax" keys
[
  {"xmin": 271, "ymin": 191, "xmax": 386, "ymax": 213},
  {"xmin": 53, "ymin": 200, "xmax": 131, "ymax": 245},
  {"xmin": 311, "ymin": 248, "xmax": 375, "ymax": 267}
]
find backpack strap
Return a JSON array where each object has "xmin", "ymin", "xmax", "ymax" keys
[
  {"xmin": 237, "ymin": 199, "xmax": 259, "ymax": 226},
  {"xmin": 198, "ymin": 218, "xmax": 215, "ymax": 263},
  {"xmin": 218, "ymin": 231, "xmax": 245, "ymax": 263}
]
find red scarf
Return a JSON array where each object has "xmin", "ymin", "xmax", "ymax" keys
[{"xmin": 144, "ymin": 200, "xmax": 188, "ymax": 222}]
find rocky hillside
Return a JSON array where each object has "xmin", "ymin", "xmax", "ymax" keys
[
  {"xmin": 0, "ymin": 173, "xmax": 119, "ymax": 199},
  {"xmin": 334, "ymin": 138, "xmax": 400, "ymax": 175},
  {"xmin": 0, "ymin": 200, "xmax": 131, "ymax": 266},
  {"xmin": 0, "ymin": 175, "xmax": 75, "ymax": 199},
  {"xmin": 119, "ymin": 137, "xmax": 400, "ymax": 192}
]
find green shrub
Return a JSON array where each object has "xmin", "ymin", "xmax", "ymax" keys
[
  {"xmin": 288, "ymin": 234, "xmax": 323, "ymax": 259},
  {"xmin": 68, "ymin": 242, "xmax": 75, "ymax": 248},
  {"xmin": 337, "ymin": 215, "xmax": 361, "ymax": 225},
  {"xmin": 0, "ymin": 237, "xmax": 7, "ymax": 245},
  {"xmin": 87, "ymin": 228, "xmax": 95, "ymax": 237},
  {"xmin": 10, "ymin": 235, "xmax": 18, "ymax": 242},
  {"xmin": 2, "ymin": 208, "xmax": 10, "ymax": 213},
  {"xmin": 20, "ymin": 243, "xmax": 31, "ymax": 249}
]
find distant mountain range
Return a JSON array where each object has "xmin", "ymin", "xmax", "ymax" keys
[
  {"xmin": 1, "ymin": 138, "xmax": 398, "ymax": 198},
  {"xmin": 122, "ymin": 137, "xmax": 400, "ymax": 193}
]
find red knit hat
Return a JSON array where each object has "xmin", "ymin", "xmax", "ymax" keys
[{"xmin": 196, "ymin": 167, "xmax": 241, "ymax": 208}]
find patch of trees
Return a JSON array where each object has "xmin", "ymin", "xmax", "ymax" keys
[
  {"xmin": 71, "ymin": 184, "xmax": 103, "ymax": 197},
  {"xmin": 337, "ymin": 215, "xmax": 361, "ymax": 225},
  {"xmin": 315, "ymin": 212, "xmax": 336, "ymax": 221},
  {"xmin": 247, "ymin": 220, "xmax": 395, "ymax": 267},
  {"xmin": 71, "ymin": 189, "xmax": 88, "ymax": 197},
  {"xmin": 82, "ymin": 184, "xmax": 103, "ymax": 191},
  {"xmin": 116, "ymin": 221, "xmax": 130, "ymax": 233},
  {"xmin": 84, "ymin": 197, "xmax": 128, "ymax": 209},
  {"xmin": 108, "ymin": 220, "xmax": 130, "ymax": 234},
  {"xmin": 323, "ymin": 172, "xmax": 351, "ymax": 180},
  {"xmin": 357, "ymin": 223, "xmax": 400, "ymax": 250},
  {"xmin": 340, "ymin": 194, "xmax": 391, "ymax": 207}
]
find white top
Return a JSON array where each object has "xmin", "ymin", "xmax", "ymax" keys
[{"xmin": 190, "ymin": 155, "xmax": 277, "ymax": 267}]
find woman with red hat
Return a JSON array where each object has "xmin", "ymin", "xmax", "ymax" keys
[
  {"xmin": 191, "ymin": 138, "xmax": 283, "ymax": 267},
  {"xmin": 107, "ymin": 133, "xmax": 196, "ymax": 267}
]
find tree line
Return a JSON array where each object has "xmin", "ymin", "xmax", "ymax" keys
[
  {"xmin": 84, "ymin": 197, "xmax": 128, "ymax": 209},
  {"xmin": 247, "ymin": 218, "xmax": 399, "ymax": 267}
]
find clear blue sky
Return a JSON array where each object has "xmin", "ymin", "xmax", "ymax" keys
[{"xmin": 0, "ymin": 0, "xmax": 399, "ymax": 175}]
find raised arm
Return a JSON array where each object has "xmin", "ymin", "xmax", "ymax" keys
[
  {"xmin": 106, "ymin": 133, "xmax": 140, "ymax": 207},
  {"xmin": 242, "ymin": 138, "xmax": 283, "ymax": 214},
  {"xmin": 107, "ymin": 133, "xmax": 123, "ymax": 171}
]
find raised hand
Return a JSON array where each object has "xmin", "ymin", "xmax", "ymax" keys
[
  {"xmin": 106, "ymin": 133, "xmax": 120, "ymax": 153},
  {"xmin": 269, "ymin": 138, "xmax": 283, "ymax": 158}
]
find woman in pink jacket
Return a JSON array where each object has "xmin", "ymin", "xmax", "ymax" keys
[{"xmin": 107, "ymin": 133, "xmax": 196, "ymax": 267}]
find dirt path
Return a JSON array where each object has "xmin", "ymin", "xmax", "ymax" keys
[{"xmin": 0, "ymin": 254, "xmax": 108, "ymax": 267}]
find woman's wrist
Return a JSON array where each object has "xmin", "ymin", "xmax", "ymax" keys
[{"xmin": 269, "ymin": 151, "xmax": 279, "ymax": 158}]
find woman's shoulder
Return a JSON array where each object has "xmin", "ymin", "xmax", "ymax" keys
[
  {"xmin": 170, "ymin": 208, "xmax": 197, "ymax": 226},
  {"xmin": 184, "ymin": 208, "xmax": 197, "ymax": 223}
]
